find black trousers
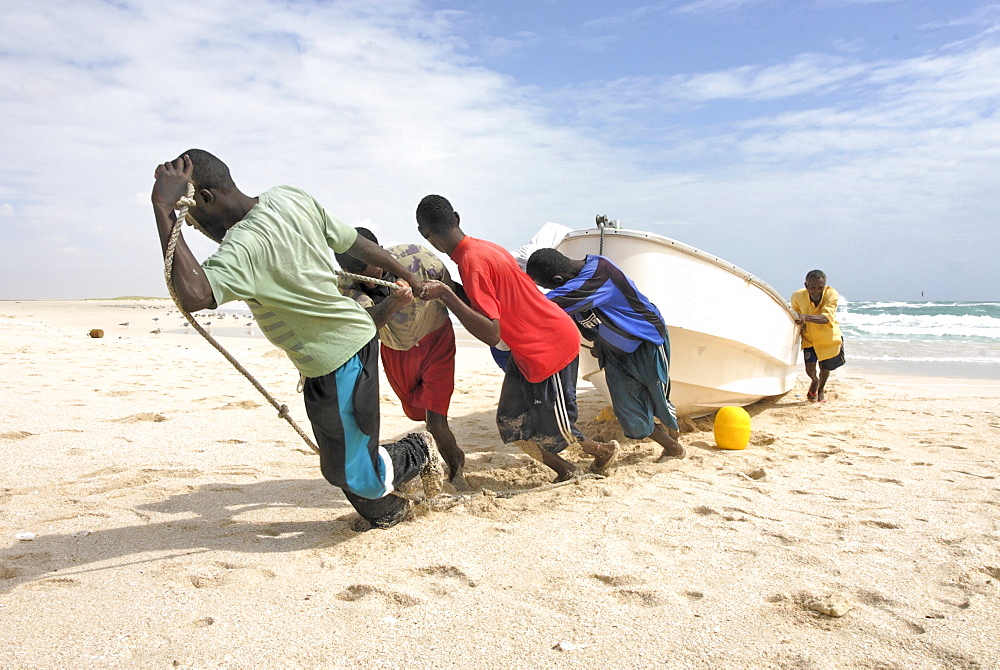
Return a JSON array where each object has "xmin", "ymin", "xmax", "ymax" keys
[{"xmin": 303, "ymin": 338, "xmax": 427, "ymax": 528}]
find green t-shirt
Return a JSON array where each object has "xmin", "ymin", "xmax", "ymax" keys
[{"xmin": 201, "ymin": 186, "xmax": 376, "ymax": 377}]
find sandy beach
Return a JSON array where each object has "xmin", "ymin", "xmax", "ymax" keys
[{"xmin": 2, "ymin": 299, "xmax": 1000, "ymax": 669}]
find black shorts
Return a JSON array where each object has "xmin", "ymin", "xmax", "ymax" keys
[
  {"xmin": 803, "ymin": 344, "xmax": 846, "ymax": 371},
  {"xmin": 495, "ymin": 356, "xmax": 585, "ymax": 453}
]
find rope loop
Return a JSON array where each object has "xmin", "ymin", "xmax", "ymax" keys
[{"xmin": 163, "ymin": 187, "xmax": 321, "ymax": 456}]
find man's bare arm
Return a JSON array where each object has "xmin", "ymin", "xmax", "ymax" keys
[
  {"xmin": 151, "ymin": 155, "xmax": 215, "ymax": 313},
  {"xmin": 363, "ymin": 281, "xmax": 413, "ymax": 329},
  {"xmin": 421, "ymin": 280, "xmax": 500, "ymax": 346}
]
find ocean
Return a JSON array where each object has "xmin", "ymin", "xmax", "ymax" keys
[
  {"xmin": 169, "ymin": 301, "xmax": 1000, "ymax": 381},
  {"xmin": 841, "ymin": 301, "xmax": 1000, "ymax": 380}
]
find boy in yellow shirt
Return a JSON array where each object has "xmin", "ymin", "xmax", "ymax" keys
[{"xmin": 791, "ymin": 270, "xmax": 845, "ymax": 403}]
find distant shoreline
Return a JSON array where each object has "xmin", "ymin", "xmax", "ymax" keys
[{"xmin": 5, "ymin": 299, "xmax": 998, "ymax": 387}]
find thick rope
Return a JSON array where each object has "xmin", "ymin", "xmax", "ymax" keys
[
  {"xmin": 164, "ymin": 184, "xmax": 320, "ymax": 454},
  {"xmin": 333, "ymin": 269, "xmax": 401, "ymax": 291}
]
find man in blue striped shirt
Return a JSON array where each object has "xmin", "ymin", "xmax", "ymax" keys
[{"xmin": 526, "ymin": 248, "xmax": 684, "ymax": 462}]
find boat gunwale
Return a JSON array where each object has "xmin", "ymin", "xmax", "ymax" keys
[{"xmin": 562, "ymin": 227, "xmax": 798, "ymax": 319}]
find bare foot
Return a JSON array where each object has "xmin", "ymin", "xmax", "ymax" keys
[
  {"xmin": 807, "ymin": 380, "xmax": 819, "ymax": 401},
  {"xmin": 446, "ymin": 455, "xmax": 466, "ymax": 482},
  {"xmin": 651, "ymin": 424, "xmax": 684, "ymax": 462},
  {"xmin": 541, "ymin": 450, "xmax": 581, "ymax": 481},
  {"xmin": 583, "ymin": 439, "xmax": 618, "ymax": 473},
  {"xmin": 553, "ymin": 466, "xmax": 583, "ymax": 483},
  {"xmin": 657, "ymin": 443, "xmax": 686, "ymax": 462},
  {"xmin": 449, "ymin": 466, "xmax": 471, "ymax": 492}
]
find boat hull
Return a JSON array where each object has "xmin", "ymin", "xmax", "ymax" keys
[{"xmin": 556, "ymin": 228, "xmax": 800, "ymax": 417}]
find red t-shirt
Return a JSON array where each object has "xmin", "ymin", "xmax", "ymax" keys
[{"xmin": 451, "ymin": 236, "xmax": 579, "ymax": 383}]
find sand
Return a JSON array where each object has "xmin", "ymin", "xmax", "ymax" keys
[{"xmin": 2, "ymin": 299, "xmax": 999, "ymax": 669}]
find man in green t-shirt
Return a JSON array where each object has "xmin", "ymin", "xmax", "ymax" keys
[{"xmin": 151, "ymin": 150, "xmax": 442, "ymax": 529}]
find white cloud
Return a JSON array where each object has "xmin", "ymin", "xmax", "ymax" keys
[
  {"xmin": 0, "ymin": 0, "xmax": 997, "ymax": 300},
  {"xmin": 0, "ymin": 0, "xmax": 631, "ymax": 298},
  {"xmin": 671, "ymin": 0, "xmax": 773, "ymax": 15}
]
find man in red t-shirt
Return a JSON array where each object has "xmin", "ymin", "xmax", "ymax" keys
[{"xmin": 415, "ymin": 194, "xmax": 617, "ymax": 481}]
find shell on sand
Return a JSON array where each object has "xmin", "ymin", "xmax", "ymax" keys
[{"xmin": 88, "ymin": 329, "xmax": 104, "ymax": 338}]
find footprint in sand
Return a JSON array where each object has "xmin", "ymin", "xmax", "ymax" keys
[
  {"xmin": 590, "ymin": 574, "xmax": 669, "ymax": 607},
  {"xmin": 336, "ymin": 584, "xmax": 422, "ymax": 607},
  {"xmin": 980, "ymin": 566, "xmax": 1000, "ymax": 580},
  {"xmin": 612, "ymin": 589, "xmax": 668, "ymax": 607},
  {"xmin": 864, "ymin": 520, "xmax": 903, "ymax": 529},
  {"xmin": 217, "ymin": 400, "xmax": 261, "ymax": 410},
  {"xmin": 189, "ymin": 573, "xmax": 227, "ymax": 589},
  {"xmin": 79, "ymin": 466, "xmax": 128, "ymax": 478},
  {"xmin": 25, "ymin": 577, "xmax": 79, "ymax": 590},
  {"xmin": 0, "ymin": 430, "xmax": 35, "ymax": 440},
  {"xmin": 414, "ymin": 564, "xmax": 480, "ymax": 587},
  {"xmin": 950, "ymin": 470, "xmax": 996, "ymax": 480},
  {"xmin": 157, "ymin": 561, "xmax": 275, "ymax": 590},
  {"xmin": 114, "ymin": 412, "xmax": 168, "ymax": 423},
  {"xmin": 591, "ymin": 573, "xmax": 642, "ymax": 587}
]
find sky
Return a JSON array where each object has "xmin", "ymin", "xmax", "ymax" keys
[{"xmin": 1, "ymin": 0, "xmax": 998, "ymax": 302}]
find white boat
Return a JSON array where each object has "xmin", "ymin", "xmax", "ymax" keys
[{"xmin": 554, "ymin": 224, "xmax": 801, "ymax": 417}]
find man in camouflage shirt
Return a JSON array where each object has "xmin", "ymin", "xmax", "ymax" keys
[{"xmin": 337, "ymin": 228, "xmax": 466, "ymax": 483}]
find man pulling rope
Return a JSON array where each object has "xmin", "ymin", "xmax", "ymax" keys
[{"xmin": 153, "ymin": 150, "xmax": 445, "ymax": 529}]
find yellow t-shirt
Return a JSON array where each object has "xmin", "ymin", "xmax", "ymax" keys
[{"xmin": 791, "ymin": 285, "xmax": 842, "ymax": 361}]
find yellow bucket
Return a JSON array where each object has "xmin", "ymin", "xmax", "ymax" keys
[{"xmin": 714, "ymin": 406, "xmax": 751, "ymax": 450}]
